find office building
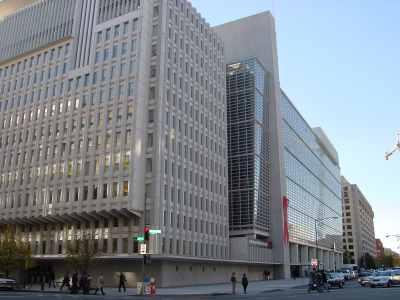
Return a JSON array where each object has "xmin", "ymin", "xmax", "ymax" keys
[
  {"xmin": 1, "ymin": 0, "xmax": 344, "ymax": 285},
  {"xmin": 376, "ymin": 238, "xmax": 384, "ymax": 258},
  {"xmin": 215, "ymin": 12, "xmax": 343, "ymax": 278},
  {"xmin": 0, "ymin": 0, "xmax": 229, "ymax": 287},
  {"xmin": 281, "ymin": 94, "xmax": 343, "ymax": 275},
  {"xmin": 341, "ymin": 177, "xmax": 376, "ymax": 264}
]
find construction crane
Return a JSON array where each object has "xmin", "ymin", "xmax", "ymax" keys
[{"xmin": 385, "ymin": 132, "xmax": 400, "ymax": 160}]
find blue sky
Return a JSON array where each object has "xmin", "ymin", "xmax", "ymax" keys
[{"xmin": 192, "ymin": 0, "xmax": 400, "ymax": 252}]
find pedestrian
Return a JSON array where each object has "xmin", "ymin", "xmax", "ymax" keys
[
  {"xmin": 241, "ymin": 273, "xmax": 248, "ymax": 294},
  {"xmin": 60, "ymin": 272, "xmax": 70, "ymax": 291},
  {"xmin": 118, "ymin": 272, "xmax": 127, "ymax": 293},
  {"xmin": 230, "ymin": 272, "xmax": 237, "ymax": 294},
  {"xmin": 39, "ymin": 272, "xmax": 45, "ymax": 291},
  {"xmin": 267, "ymin": 271, "xmax": 271, "ymax": 280},
  {"xmin": 94, "ymin": 273, "xmax": 105, "ymax": 296},
  {"xmin": 48, "ymin": 270, "xmax": 56, "ymax": 288},
  {"xmin": 71, "ymin": 272, "xmax": 79, "ymax": 294},
  {"xmin": 321, "ymin": 270, "xmax": 329, "ymax": 292}
]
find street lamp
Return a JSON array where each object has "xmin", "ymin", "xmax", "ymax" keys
[{"xmin": 314, "ymin": 216, "xmax": 339, "ymax": 270}]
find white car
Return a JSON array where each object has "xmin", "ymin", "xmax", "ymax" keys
[
  {"xmin": 369, "ymin": 271, "xmax": 395, "ymax": 288},
  {"xmin": 0, "ymin": 276, "xmax": 17, "ymax": 290}
]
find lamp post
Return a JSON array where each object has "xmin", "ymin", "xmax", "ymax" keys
[{"xmin": 314, "ymin": 216, "xmax": 339, "ymax": 270}]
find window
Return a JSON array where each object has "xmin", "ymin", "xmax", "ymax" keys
[
  {"xmin": 103, "ymin": 183, "xmax": 108, "ymax": 198},
  {"xmin": 153, "ymin": 6, "xmax": 159, "ymax": 17},
  {"xmin": 123, "ymin": 181, "xmax": 129, "ymax": 196},
  {"xmin": 112, "ymin": 182, "xmax": 118, "ymax": 198},
  {"xmin": 148, "ymin": 109, "xmax": 154, "ymax": 123},
  {"xmin": 114, "ymin": 24, "xmax": 120, "ymax": 37}
]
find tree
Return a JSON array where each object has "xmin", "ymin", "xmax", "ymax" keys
[
  {"xmin": 0, "ymin": 226, "xmax": 32, "ymax": 277},
  {"xmin": 376, "ymin": 255, "xmax": 394, "ymax": 268},
  {"xmin": 66, "ymin": 231, "xmax": 99, "ymax": 273},
  {"xmin": 343, "ymin": 250, "xmax": 351, "ymax": 264},
  {"xmin": 359, "ymin": 253, "xmax": 375, "ymax": 269}
]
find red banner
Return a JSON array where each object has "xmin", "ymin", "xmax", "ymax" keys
[{"xmin": 283, "ymin": 196, "xmax": 289, "ymax": 243}]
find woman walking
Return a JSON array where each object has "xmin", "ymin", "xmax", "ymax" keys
[
  {"xmin": 230, "ymin": 272, "xmax": 237, "ymax": 294},
  {"xmin": 94, "ymin": 273, "xmax": 105, "ymax": 296},
  {"xmin": 242, "ymin": 273, "xmax": 248, "ymax": 294}
]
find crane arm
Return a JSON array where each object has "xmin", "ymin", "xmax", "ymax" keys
[
  {"xmin": 385, "ymin": 132, "xmax": 400, "ymax": 160},
  {"xmin": 385, "ymin": 147, "xmax": 399, "ymax": 160}
]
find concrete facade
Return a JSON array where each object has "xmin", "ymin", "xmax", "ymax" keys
[
  {"xmin": 341, "ymin": 176, "xmax": 376, "ymax": 265},
  {"xmin": 0, "ymin": 0, "xmax": 231, "ymax": 287}
]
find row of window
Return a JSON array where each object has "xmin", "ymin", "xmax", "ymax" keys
[
  {"xmin": 0, "ymin": 152, "xmax": 132, "ymax": 187},
  {"xmin": 1, "ymin": 102, "xmax": 133, "ymax": 130},
  {"xmin": 96, "ymin": 18, "xmax": 139, "ymax": 44},
  {"xmin": 15, "ymin": 236, "xmax": 228, "ymax": 259},
  {"xmin": 0, "ymin": 43, "xmax": 70, "ymax": 79},
  {"xmin": 163, "ymin": 212, "xmax": 228, "ymax": 237},
  {"xmin": 0, "ymin": 181, "xmax": 130, "ymax": 209}
]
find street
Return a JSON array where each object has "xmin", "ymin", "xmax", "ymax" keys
[{"xmin": 1, "ymin": 282, "xmax": 400, "ymax": 300}]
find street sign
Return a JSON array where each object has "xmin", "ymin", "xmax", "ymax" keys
[
  {"xmin": 311, "ymin": 258, "xmax": 318, "ymax": 268},
  {"xmin": 135, "ymin": 236, "xmax": 144, "ymax": 241},
  {"xmin": 140, "ymin": 243, "xmax": 147, "ymax": 254}
]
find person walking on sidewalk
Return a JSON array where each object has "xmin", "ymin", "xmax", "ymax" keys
[
  {"xmin": 94, "ymin": 273, "xmax": 105, "ymax": 296},
  {"xmin": 60, "ymin": 273, "xmax": 70, "ymax": 291},
  {"xmin": 230, "ymin": 272, "xmax": 237, "ymax": 294},
  {"xmin": 118, "ymin": 272, "xmax": 127, "ymax": 293},
  {"xmin": 241, "ymin": 273, "xmax": 249, "ymax": 294},
  {"xmin": 39, "ymin": 272, "xmax": 45, "ymax": 291},
  {"xmin": 48, "ymin": 270, "xmax": 56, "ymax": 288}
]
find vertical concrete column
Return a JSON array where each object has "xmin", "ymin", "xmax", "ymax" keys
[
  {"xmin": 300, "ymin": 245, "xmax": 308, "ymax": 265},
  {"xmin": 323, "ymin": 250, "xmax": 329, "ymax": 270},
  {"xmin": 291, "ymin": 243, "xmax": 299, "ymax": 265},
  {"xmin": 117, "ymin": 237, "xmax": 122, "ymax": 254}
]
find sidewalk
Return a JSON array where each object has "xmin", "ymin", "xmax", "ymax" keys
[{"xmin": 22, "ymin": 278, "xmax": 308, "ymax": 296}]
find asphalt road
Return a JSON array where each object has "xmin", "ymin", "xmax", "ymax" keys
[{"xmin": 1, "ymin": 282, "xmax": 400, "ymax": 300}]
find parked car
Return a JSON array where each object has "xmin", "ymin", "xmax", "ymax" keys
[
  {"xmin": 358, "ymin": 271, "xmax": 373, "ymax": 286},
  {"xmin": 341, "ymin": 269, "xmax": 352, "ymax": 280},
  {"xmin": 327, "ymin": 272, "xmax": 345, "ymax": 288},
  {"xmin": 389, "ymin": 269, "xmax": 400, "ymax": 286},
  {"xmin": 0, "ymin": 275, "xmax": 17, "ymax": 290},
  {"xmin": 369, "ymin": 270, "xmax": 395, "ymax": 288}
]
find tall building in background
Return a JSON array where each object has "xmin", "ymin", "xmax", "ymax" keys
[
  {"xmin": 281, "ymin": 93, "xmax": 343, "ymax": 274},
  {"xmin": 376, "ymin": 238, "xmax": 384, "ymax": 258},
  {"xmin": 215, "ymin": 12, "xmax": 343, "ymax": 278},
  {"xmin": 341, "ymin": 177, "xmax": 376, "ymax": 265},
  {"xmin": 215, "ymin": 13, "xmax": 290, "ymax": 278},
  {"xmin": 0, "ymin": 0, "xmax": 229, "ymax": 287},
  {"xmin": 226, "ymin": 59, "xmax": 270, "ymax": 239}
]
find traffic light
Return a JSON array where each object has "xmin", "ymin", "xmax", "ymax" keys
[{"xmin": 144, "ymin": 226, "xmax": 150, "ymax": 241}]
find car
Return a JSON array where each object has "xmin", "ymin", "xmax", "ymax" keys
[
  {"xmin": 358, "ymin": 271, "xmax": 373, "ymax": 286},
  {"xmin": 327, "ymin": 272, "xmax": 345, "ymax": 288},
  {"xmin": 0, "ymin": 275, "xmax": 17, "ymax": 290},
  {"xmin": 341, "ymin": 269, "xmax": 352, "ymax": 280},
  {"xmin": 390, "ymin": 269, "xmax": 400, "ymax": 286},
  {"xmin": 369, "ymin": 270, "xmax": 396, "ymax": 288}
]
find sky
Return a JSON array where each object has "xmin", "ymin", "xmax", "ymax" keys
[{"xmin": 192, "ymin": 0, "xmax": 400, "ymax": 252}]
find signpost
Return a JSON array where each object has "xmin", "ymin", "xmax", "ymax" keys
[
  {"xmin": 133, "ymin": 228, "xmax": 161, "ymax": 295},
  {"xmin": 140, "ymin": 243, "xmax": 147, "ymax": 255}
]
